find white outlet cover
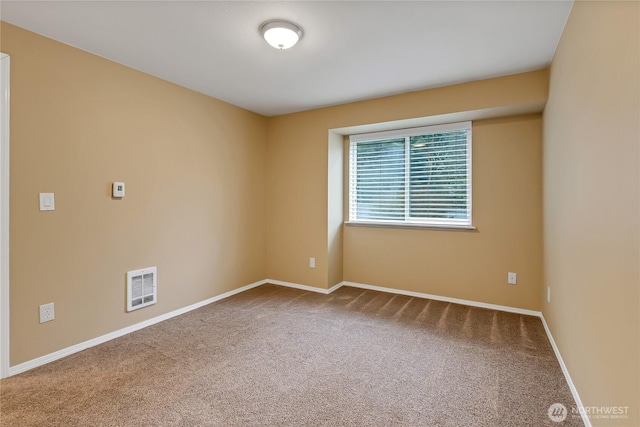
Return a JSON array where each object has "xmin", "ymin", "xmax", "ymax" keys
[{"xmin": 39, "ymin": 302, "xmax": 55, "ymax": 323}]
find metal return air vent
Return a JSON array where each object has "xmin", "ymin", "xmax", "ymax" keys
[{"xmin": 126, "ymin": 267, "xmax": 157, "ymax": 312}]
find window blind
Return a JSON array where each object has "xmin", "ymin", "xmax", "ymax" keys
[{"xmin": 349, "ymin": 122, "xmax": 472, "ymax": 227}]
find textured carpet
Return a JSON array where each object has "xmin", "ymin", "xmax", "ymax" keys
[{"xmin": 0, "ymin": 284, "xmax": 582, "ymax": 426}]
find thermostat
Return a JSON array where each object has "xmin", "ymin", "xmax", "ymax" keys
[{"xmin": 113, "ymin": 182, "xmax": 125, "ymax": 198}]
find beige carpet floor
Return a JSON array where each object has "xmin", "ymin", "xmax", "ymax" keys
[{"xmin": 0, "ymin": 284, "xmax": 582, "ymax": 426}]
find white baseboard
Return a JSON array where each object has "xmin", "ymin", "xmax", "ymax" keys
[
  {"xmin": 539, "ymin": 314, "xmax": 590, "ymax": 427},
  {"xmin": 7, "ymin": 279, "xmax": 267, "ymax": 377},
  {"xmin": 342, "ymin": 280, "xmax": 541, "ymax": 317},
  {"xmin": 264, "ymin": 279, "xmax": 344, "ymax": 295}
]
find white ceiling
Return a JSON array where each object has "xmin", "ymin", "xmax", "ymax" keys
[{"xmin": 0, "ymin": 1, "xmax": 573, "ymax": 117}]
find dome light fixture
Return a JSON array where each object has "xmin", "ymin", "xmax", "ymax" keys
[{"xmin": 260, "ymin": 20, "xmax": 303, "ymax": 50}]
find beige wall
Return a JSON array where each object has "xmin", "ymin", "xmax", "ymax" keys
[
  {"xmin": 327, "ymin": 132, "xmax": 344, "ymax": 287},
  {"xmin": 543, "ymin": 1, "xmax": 639, "ymax": 425},
  {"xmin": 2, "ymin": 23, "xmax": 268, "ymax": 365},
  {"xmin": 266, "ymin": 70, "xmax": 547, "ymax": 311},
  {"xmin": 345, "ymin": 115, "xmax": 543, "ymax": 310}
]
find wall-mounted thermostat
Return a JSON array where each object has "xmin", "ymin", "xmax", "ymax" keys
[{"xmin": 113, "ymin": 182, "xmax": 125, "ymax": 198}]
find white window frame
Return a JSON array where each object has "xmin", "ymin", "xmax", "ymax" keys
[{"xmin": 348, "ymin": 121, "xmax": 474, "ymax": 230}]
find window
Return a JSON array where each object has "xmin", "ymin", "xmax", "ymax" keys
[{"xmin": 348, "ymin": 121, "xmax": 472, "ymax": 229}]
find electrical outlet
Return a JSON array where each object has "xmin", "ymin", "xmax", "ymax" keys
[
  {"xmin": 507, "ymin": 272, "xmax": 517, "ymax": 285},
  {"xmin": 547, "ymin": 287, "xmax": 551, "ymax": 303},
  {"xmin": 309, "ymin": 257, "xmax": 316, "ymax": 268},
  {"xmin": 39, "ymin": 302, "xmax": 55, "ymax": 323}
]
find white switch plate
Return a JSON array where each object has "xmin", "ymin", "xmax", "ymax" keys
[
  {"xmin": 508, "ymin": 272, "xmax": 517, "ymax": 285},
  {"xmin": 39, "ymin": 193, "xmax": 55, "ymax": 211},
  {"xmin": 39, "ymin": 302, "xmax": 55, "ymax": 323},
  {"xmin": 112, "ymin": 182, "xmax": 125, "ymax": 198},
  {"xmin": 547, "ymin": 287, "xmax": 551, "ymax": 303},
  {"xmin": 309, "ymin": 257, "xmax": 315, "ymax": 268}
]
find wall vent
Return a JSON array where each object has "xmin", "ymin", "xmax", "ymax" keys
[{"xmin": 126, "ymin": 267, "xmax": 157, "ymax": 312}]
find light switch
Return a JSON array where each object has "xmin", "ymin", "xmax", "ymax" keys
[{"xmin": 39, "ymin": 193, "xmax": 55, "ymax": 211}]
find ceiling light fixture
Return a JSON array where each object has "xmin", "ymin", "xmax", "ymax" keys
[{"xmin": 260, "ymin": 20, "xmax": 303, "ymax": 50}]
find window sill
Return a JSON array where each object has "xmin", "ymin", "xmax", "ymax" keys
[{"xmin": 344, "ymin": 221, "xmax": 477, "ymax": 232}]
